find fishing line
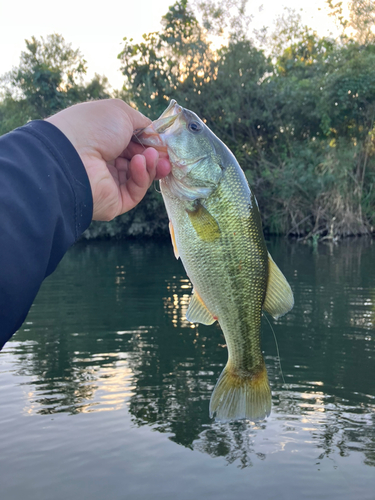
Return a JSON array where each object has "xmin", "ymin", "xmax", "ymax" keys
[
  {"xmin": 131, "ymin": 132, "xmax": 146, "ymax": 151},
  {"xmin": 263, "ymin": 313, "xmax": 286, "ymax": 386}
]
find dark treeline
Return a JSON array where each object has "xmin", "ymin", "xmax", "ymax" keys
[{"xmin": 1, "ymin": 0, "xmax": 375, "ymax": 240}]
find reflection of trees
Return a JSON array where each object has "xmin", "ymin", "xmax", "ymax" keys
[
  {"xmin": 194, "ymin": 421, "xmax": 260, "ymax": 467},
  {"xmin": 11, "ymin": 240, "xmax": 177, "ymax": 414},
  {"xmin": 6, "ymin": 239, "xmax": 375, "ymax": 467},
  {"xmin": 268, "ymin": 237, "xmax": 375, "ymax": 412},
  {"xmin": 125, "ymin": 312, "xmax": 225, "ymax": 447},
  {"xmin": 313, "ymin": 404, "xmax": 375, "ymax": 467},
  {"xmin": 10, "ymin": 337, "xmax": 100, "ymax": 415}
]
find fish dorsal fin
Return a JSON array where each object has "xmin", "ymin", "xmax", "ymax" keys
[
  {"xmin": 186, "ymin": 290, "xmax": 216, "ymax": 325},
  {"xmin": 263, "ymin": 252, "xmax": 294, "ymax": 319},
  {"xmin": 169, "ymin": 221, "xmax": 179, "ymax": 259},
  {"xmin": 187, "ymin": 203, "xmax": 221, "ymax": 243}
]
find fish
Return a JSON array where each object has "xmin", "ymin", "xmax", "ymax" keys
[{"xmin": 135, "ymin": 100, "xmax": 294, "ymax": 422}]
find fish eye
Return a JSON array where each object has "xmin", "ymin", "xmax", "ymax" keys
[{"xmin": 188, "ymin": 121, "xmax": 202, "ymax": 133}]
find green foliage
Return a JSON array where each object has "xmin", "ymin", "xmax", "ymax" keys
[
  {"xmin": 0, "ymin": 34, "xmax": 110, "ymax": 135},
  {"xmin": 82, "ymin": 187, "xmax": 169, "ymax": 240},
  {"xmin": 1, "ymin": 2, "xmax": 375, "ymax": 239},
  {"xmin": 319, "ymin": 43, "xmax": 375, "ymax": 140},
  {"xmin": 15, "ymin": 34, "xmax": 86, "ymax": 116},
  {"xmin": 257, "ymin": 7, "xmax": 314, "ymax": 59},
  {"xmin": 118, "ymin": 0, "xmax": 212, "ymax": 119},
  {"xmin": 115, "ymin": 0, "xmax": 375, "ymax": 239},
  {"xmin": 0, "ymin": 92, "xmax": 32, "ymax": 135}
]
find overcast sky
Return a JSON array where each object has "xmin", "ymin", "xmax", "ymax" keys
[{"xmin": 0, "ymin": 0, "xmax": 339, "ymax": 91}]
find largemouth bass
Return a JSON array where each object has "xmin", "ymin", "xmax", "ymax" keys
[{"xmin": 136, "ymin": 100, "xmax": 294, "ymax": 422}]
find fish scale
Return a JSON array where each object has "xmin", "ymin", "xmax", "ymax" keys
[
  {"xmin": 198, "ymin": 166, "xmax": 266, "ymax": 368},
  {"xmin": 136, "ymin": 99, "xmax": 294, "ymax": 422}
]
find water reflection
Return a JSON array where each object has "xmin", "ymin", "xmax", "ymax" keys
[
  {"xmin": 163, "ymin": 277, "xmax": 193, "ymax": 328},
  {"xmin": 194, "ymin": 421, "xmax": 262, "ymax": 468},
  {"xmin": 2, "ymin": 238, "xmax": 375, "ymax": 468}
]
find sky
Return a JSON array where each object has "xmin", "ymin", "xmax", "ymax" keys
[{"xmin": 0, "ymin": 0, "xmax": 340, "ymax": 92}]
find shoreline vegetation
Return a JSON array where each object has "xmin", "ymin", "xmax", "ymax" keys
[{"xmin": 1, "ymin": 0, "xmax": 375, "ymax": 242}]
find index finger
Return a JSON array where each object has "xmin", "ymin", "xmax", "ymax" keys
[{"xmin": 121, "ymin": 140, "xmax": 148, "ymax": 159}]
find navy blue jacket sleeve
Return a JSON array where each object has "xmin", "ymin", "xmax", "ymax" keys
[{"xmin": 0, "ymin": 120, "xmax": 93, "ymax": 349}]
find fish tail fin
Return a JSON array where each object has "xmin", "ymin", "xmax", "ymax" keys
[{"xmin": 209, "ymin": 361, "xmax": 271, "ymax": 422}]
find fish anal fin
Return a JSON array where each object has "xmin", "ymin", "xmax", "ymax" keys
[
  {"xmin": 169, "ymin": 221, "xmax": 179, "ymax": 259},
  {"xmin": 209, "ymin": 361, "xmax": 271, "ymax": 422},
  {"xmin": 187, "ymin": 203, "xmax": 220, "ymax": 243},
  {"xmin": 263, "ymin": 252, "xmax": 294, "ymax": 319},
  {"xmin": 186, "ymin": 290, "xmax": 216, "ymax": 325}
]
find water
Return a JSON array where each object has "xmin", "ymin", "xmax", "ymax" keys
[{"xmin": 1, "ymin": 238, "xmax": 374, "ymax": 500}]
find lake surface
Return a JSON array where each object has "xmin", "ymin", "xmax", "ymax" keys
[{"xmin": 1, "ymin": 237, "xmax": 374, "ymax": 500}]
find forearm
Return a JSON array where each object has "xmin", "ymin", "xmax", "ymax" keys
[{"xmin": 0, "ymin": 121, "xmax": 93, "ymax": 348}]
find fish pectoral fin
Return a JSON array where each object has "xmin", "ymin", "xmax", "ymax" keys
[
  {"xmin": 187, "ymin": 202, "xmax": 221, "ymax": 243},
  {"xmin": 186, "ymin": 290, "xmax": 216, "ymax": 325},
  {"xmin": 169, "ymin": 221, "xmax": 179, "ymax": 259},
  {"xmin": 263, "ymin": 252, "xmax": 294, "ymax": 319}
]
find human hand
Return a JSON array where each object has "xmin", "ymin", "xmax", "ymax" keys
[{"xmin": 46, "ymin": 99, "xmax": 170, "ymax": 221}]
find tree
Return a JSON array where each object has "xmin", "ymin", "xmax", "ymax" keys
[
  {"xmin": 76, "ymin": 0, "xmax": 375, "ymax": 239},
  {"xmin": 0, "ymin": 92, "xmax": 31, "ymax": 136},
  {"xmin": 3, "ymin": 34, "xmax": 88, "ymax": 117},
  {"xmin": 118, "ymin": 0, "xmax": 212, "ymax": 118},
  {"xmin": 0, "ymin": 34, "xmax": 110, "ymax": 134},
  {"xmin": 327, "ymin": 0, "xmax": 375, "ymax": 44},
  {"xmin": 194, "ymin": 0, "xmax": 251, "ymax": 39}
]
